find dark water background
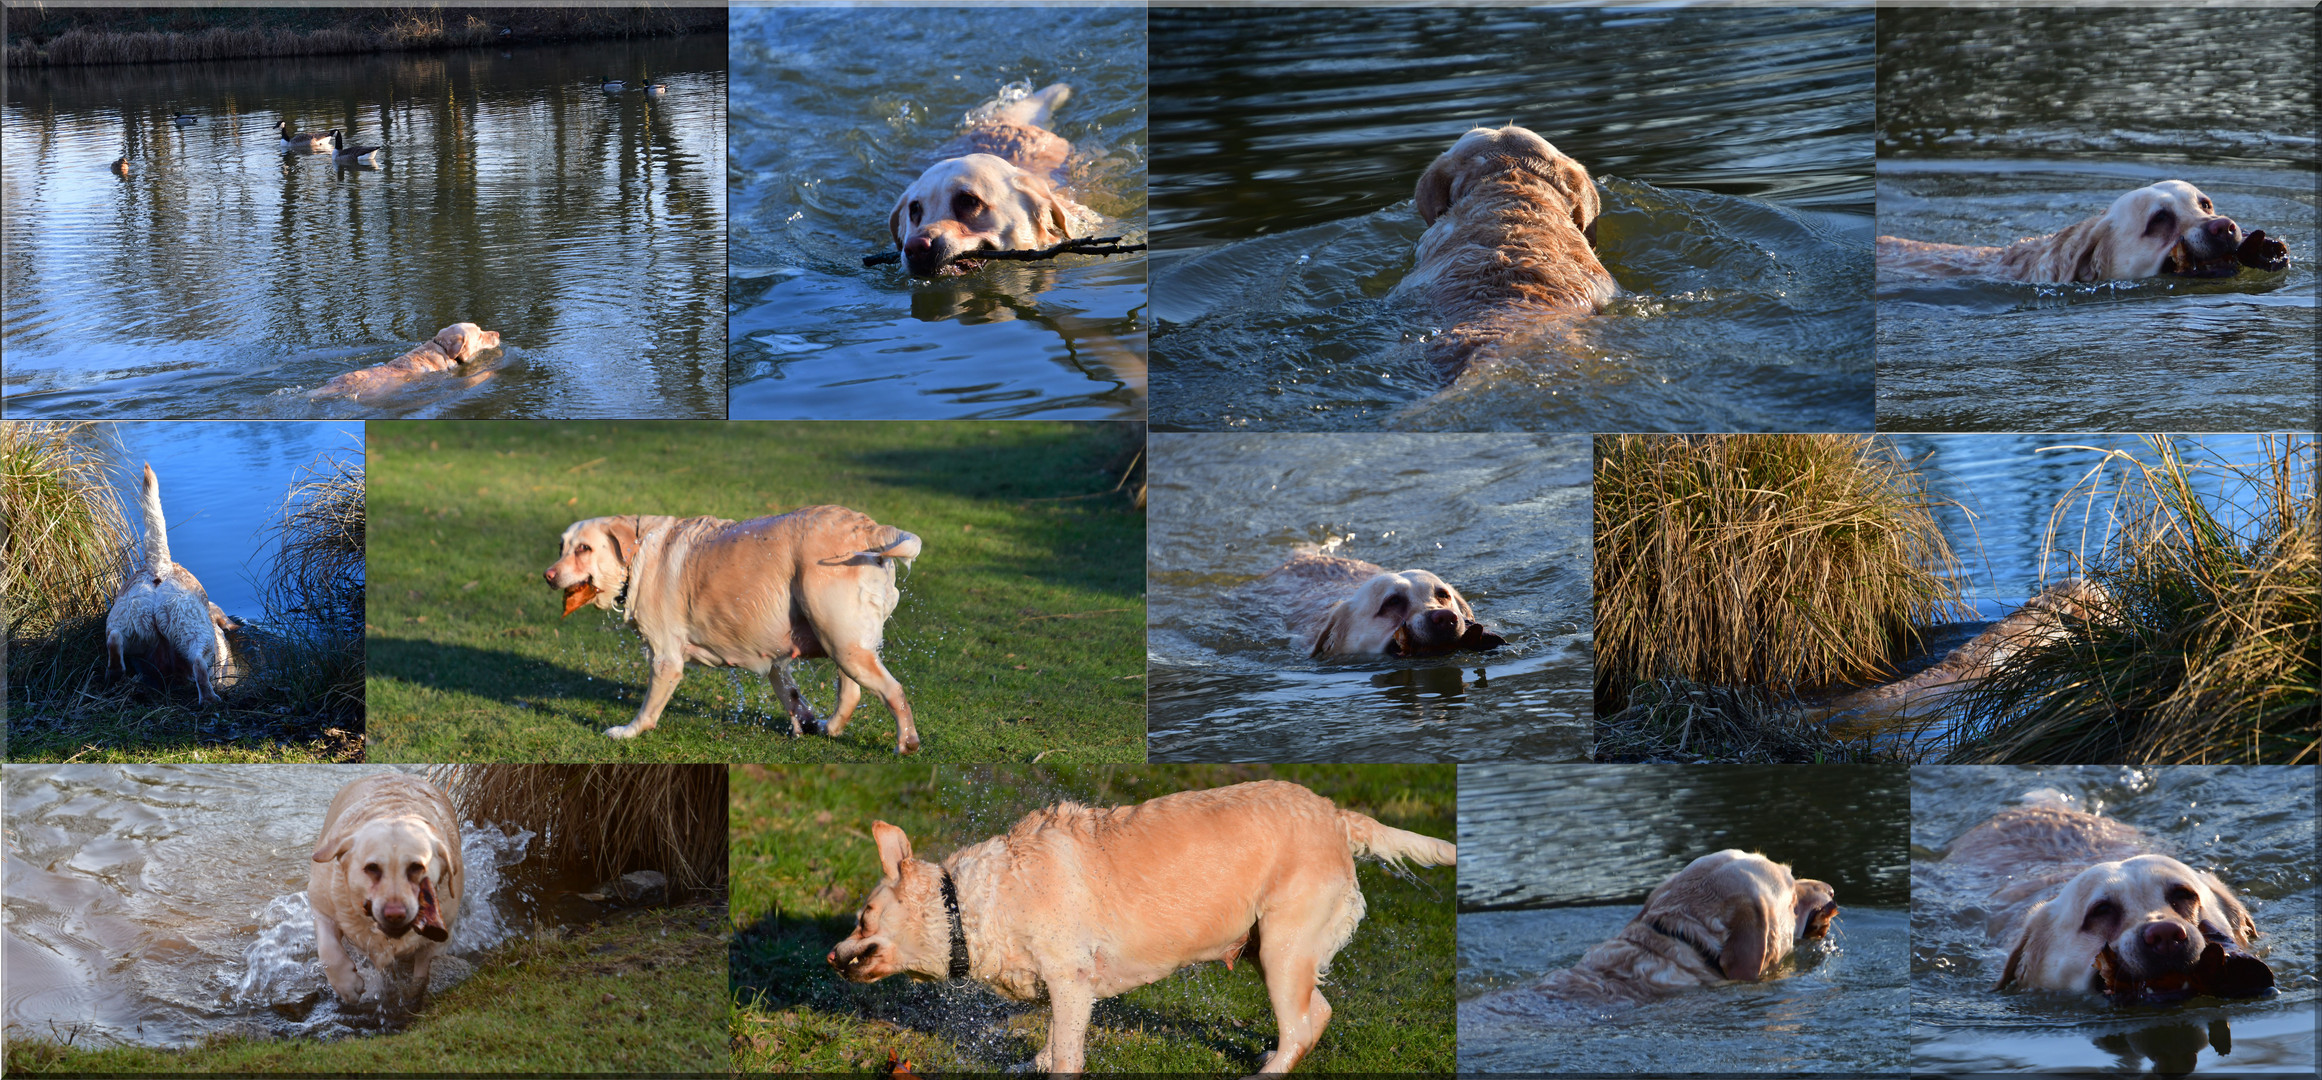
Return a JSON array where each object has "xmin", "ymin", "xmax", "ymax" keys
[
  {"xmin": 1876, "ymin": 7, "xmax": 2318, "ymax": 432},
  {"xmin": 1149, "ymin": 6, "xmax": 1875, "ymax": 432},
  {"xmin": 1, "ymin": 38, "xmax": 728, "ymax": 419}
]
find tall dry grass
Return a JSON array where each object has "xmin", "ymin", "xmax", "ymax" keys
[
  {"xmin": 1947, "ymin": 437, "xmax": 2318, "ymax": 764},
  {"xmin": 1594, "ymin": 434, "xmax": 1968, "ymax": 713},
  {"xmin": 245, "ymin": 451, "xmax": 368, "ymax": 717},
  {"xmin": 435, "ymin": 766, "xmax": 728, "ymax": 892},
  {"xmin": 2, "ymin": 422, "xmax": 133, "ymax": 701},
  {"xmin": 8, "ymin": 7, "xmax": 726, "ymax": 66}
]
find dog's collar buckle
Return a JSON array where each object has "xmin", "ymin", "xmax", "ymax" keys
[{"xmin": 941, "ymin": 868, "xmax": 971, "ymax": 980}]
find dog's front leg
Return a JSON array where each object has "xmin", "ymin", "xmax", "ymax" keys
[
  {"xmin": 606, "ymin": 649, "xmax": 685, "ymax": 739},
  {"xmin": 313, "ymin": 911, "xmax": 362, "ymax": 1004},
  {"xmin": 1037, "ymin": 980, "xmax": 1096, "ymax": 1075},
  {"xmin": 771, "ymin": 657, "xmax": 823, "ymax": 736}
]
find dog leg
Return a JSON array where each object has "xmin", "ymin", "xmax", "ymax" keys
[
  {"xmin": 1254, "ymin": 935, "xmax": 1333, "ymax": 1072},
  {"xmin": 771, "ymin": 657, "xmax": 823, "ymax": 736},
  {"xmin": 827, "ymin": 643, "xmax": 918, "ymax": 754},
  {"xmin": 1037, "ymin": 980, "xmax": 1096, "ymax": 1075},
  {"xmin": 826, "ymin": 674, "xmax": 863, "ymax": 735},
  {"xmin": 314, "ymin": 910, "xmax": 362, "ymax": 1004},
  {"xmin": 606, "ymin": 651, "xmax": 684, "ymax": 739}
]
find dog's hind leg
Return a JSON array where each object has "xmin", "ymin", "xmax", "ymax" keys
[
  {"xmin": 824, "ymin": 643, "xmax": 917, "ymax": 754},
  {"xmin": 1251, "ymin": 885, "xmax": 1359, "ymax": 1073},
  {"xmin": 827, "ymin": 673, "xmax": 863, "ymax": 735}
]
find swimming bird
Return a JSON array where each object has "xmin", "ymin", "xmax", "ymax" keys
[
  {"xmin": 597, "ymin": 75, "xmax": 625, "ymax": 93},
  {"xmin": 172, "ymin": 112, "xmax": 199, "ymax": 126},
  {"xmin": 276, "ymin": 120, "xmax": 329, "ymax": 153},
  {"xmin": 112, "ymin": 156, "xmax": 131, "ymax": 176},
  {"xmin": 328, "ymin": 130, "xmax": 382, "ymax": 167},
  {"xmin": 639, "ymin": 75, "xmax": 667, "ymax": 96}
]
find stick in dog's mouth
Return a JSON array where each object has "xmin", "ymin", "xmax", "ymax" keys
[
  {"xmin": 414, "ymin": 876, "xmax": 449, "ymax": 942},
  {"xmin": 561, "ymin": 582, "xmax": 600, "ymax": 617},
  {"xmin": 2092, "ymin": 940, "xmax": 2275, "ymax": 1004}
]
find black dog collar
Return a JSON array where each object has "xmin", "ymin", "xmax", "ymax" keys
[{"xmin": 941, "ymin": 868, "xmax": 970, "ymax": 980}]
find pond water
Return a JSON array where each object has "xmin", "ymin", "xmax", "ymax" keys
[
  {"xmin": 1145, "ymin": 435, "xmax": 1593, "ymax": 763},
  {"xmin": 96, "ymin": 420, "xmax": 364, "ymax": 620},
  {"xmin": 1457, "ymin": 764, "xmax": 1911, "ymax": 1073},
  {"xmin": 726, "ymin": 6, "xmax": 1146, "ymax": 421},
  {"xmin": 1148, "ymin": 6, "xmax": 1875, "ymax": 432},
  {"xmin": 1, "ymin": 37, "xmax": 727, "ymax": 419},
  {"xmin": 1912, "ymin": 766, "xmax": 2318, "ymax": 1075},
  {"xmin": 1, "ymin": 765, "xmax": 538, "ymax": 1047},
  {"xmin": 1876, "ymin": 7, "xmax": 2318, "ymax": 432}
]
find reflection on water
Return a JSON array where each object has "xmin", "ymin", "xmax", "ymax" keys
[
  {"xmin": 1456, "ymin": 765, "xmax": 1910, "ymax": 1073},
  {"xmin": 0, "ymin": 766, "xmax": 538, "ymax": 1047},
  {"xmin": 1912, "ymin": 766, "xmax": 2318, "ymax": 1074},
  {"xmin": 726, "ymin": 6, "xmax": 1147, "ymax": 420},
  {"xmin": 1149, "ymin": 6, "xmax": 1874, "ymax": 432},
  {"xmin": 1876, "ymin": 8, "xmax": 2318, "ymax": 432},
  {"xmin": 1145, "ymin": 434, "xmax": 1592, "ymax": 763},
  {"xmin": 2, "ymin": 38, "xmax": 727, "ymax": 418}
]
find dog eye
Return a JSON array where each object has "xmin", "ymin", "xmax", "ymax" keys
[
  {"xmin": 576, "ymin": 544, "xmax": 590, "ymax": 554},
  {"xmin": 364, "ymin": 863, "xmax": 382, "ymax": 880},
  {"xmin": 408, "ymin": 862, "xmax": 425, "ymax": 880},
  {"xmin": 909, "ymin": 201, "xmax": 923, "ymax": 225},
  {"xmin": 1435, "ymin": 588, "xmax": 1451, "ymax": 600},
  {"xmin": 2145, "ymin": 209, "xmax": 2177, "ymax": 236},
  {"xmin": 2198, "ymin": 197, "xmax": 2213, "ymax": 211},
  {"xmin": 2166, "ymin": 884, "xmax": 2200, "ymax": 915},
  {"xmin": 2081, "ymin": 899, "xmax": 2119, "ymax": 934},
  {"xmin": 952, "ymin": 191, "xmax": 983, "ymax": 218}
]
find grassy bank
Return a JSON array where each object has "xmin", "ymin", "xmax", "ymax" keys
[
  {"xmin": 730, "ymin": 764, "xmax": 1457, "ymax": 1073},
  {"xmin": 4, "ymin": 425, "xmax": 363, "ymax": 763},
  {"xmin": 6, "ymin": 6, "xmax": 725, "ymax": 66},
  {"xmin": 363, "ymin": 422, "xmax": 1146, "ymax": 764},
  {"xmin": 1947, "ymin": 437, "xmax": 2318, "ymax": 763},
  {"xmin": 3, "ymin": 902, "xmax": 727, "ymax": 1074}
]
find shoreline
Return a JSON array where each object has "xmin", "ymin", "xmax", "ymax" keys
[{"xmin": 6, "ymin": 7, "xmax": 725, "ymax": 67}]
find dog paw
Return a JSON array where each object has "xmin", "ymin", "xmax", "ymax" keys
[
  {"xmin": 2237, "ymin": 229, "xmax": 2290, "ymax": 272},
  {"xmin": 603, "ymin": 724, "xmax": 641, "ymax": 739}
]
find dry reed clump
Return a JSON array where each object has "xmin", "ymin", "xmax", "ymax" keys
[
  {"xmin": 8, "ymin": 8, "xmax": 726, "ymax": 66},
  {"xmin": 1594, "ymin": 678, "xmax": 1907, "ymax": 764},
  {"xmin": 2, "ymin": 422, "xmax": 133, "ymax": 700},
  {"xmin": 1947, "ymin": 437, "xmax": 2319, "ymax": 764},
  {"xmin": 247, "ymin": 450, "xmax": 367, "ymax": 715},
  {"xmin": 435, "ymin": 766, "xmax": 728, "ymax": 893},
  {"xmin": 1594, "ymin": 434, "xmax": 1968, "ymax": 714}
]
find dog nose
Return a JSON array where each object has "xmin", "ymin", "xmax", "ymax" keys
[
  {"xmin": 2205, "ymin": 216, "xmax": 2240, "ymax": 244},
  {"xmin": 380, "ymin": 899, "xmax": 409, "ymax": 922},
  {"xmin": 2142, "ymin": 920, "xmax": 2188, "ymax": 948},
  {"xmin": 543, "ymin": 568, "xmax": 556, "ymax": 583},
  {"xmin": 825, "ymin": 948, "xmax": 841, "ymax": 968},
  {"xmin": 1422, "ymin": 608, "xmax": 1459, "ymax": 631}
]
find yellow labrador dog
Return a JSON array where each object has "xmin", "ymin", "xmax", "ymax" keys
[
  {"xmin": 1252, "ymin": 552, "xmax": 1504, "ymax": 657},
  {"xmin": 308, "ymin": 773, "xmax": 463, "ymax": 1010},
  {"xmin": 1821, "ymin": 577, "xmax": 2110, "ymax": 720},
  {"xmin": 1518, "ymin": 851, "xmax": 1838, "ymax": 1004},
  {"xmin": 543, "ymin": 505, "xmax": 923, "ymax": 750},
  {"xmin": 827, "ymin": 780, "xmax": 1456, "ymax": 1074},
  {"xmin": 1945, "ymin": 790, "xmax": 2273, "ymax": 1004},
  {"xmin": 889, "ymin": 83, "xmax": 1094, "ymax": 277},
  {"xmin": 105, "ymin": 464, "xmax": 240, "ymax": 703},
  {"xmin": 1877, "ymin": 180, "xmax": 2291, "ymax": 283},
  {"xmin": 311, "ymin": 322, "xmax": 502, "ymax": 401},
  {"xmin": 1390, "ymin": 125, "xmax": 1617, "ymax": 377}
]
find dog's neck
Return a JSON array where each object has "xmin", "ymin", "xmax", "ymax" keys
[
  {"xmin": 1645, "ymin": 915, "xmax": 1725, "ymax": 974},
  {"xmin": 940, "ymin": 868, "xmax": 971, "ymax": 979}
]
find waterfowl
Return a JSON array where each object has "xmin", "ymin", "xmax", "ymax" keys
[
  {"xmin": 275, "ymin": 120, "xmax": 329, "ymax": 152},
  {"xmin": 172, "ymin": 113, "xmax": 199, "ymax": 126},
  {"xmin": 328, "ymin": 130, "xmax": 382, "ymax": 167},
  {"xmin": 639, "ymin": 76, "xmax": 667, "ymax": 96},
  {"xmin": 112, "ymin": 156, "xmax": 131, "ymax": 176},
  {"xmin": 597, "ymin": 75, "xmax": 625, "ymax": 93}
]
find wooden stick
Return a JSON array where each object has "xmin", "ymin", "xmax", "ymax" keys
[{"xmin": 862, "ymin": 235, "xmax": 1148, "ymax": 268}]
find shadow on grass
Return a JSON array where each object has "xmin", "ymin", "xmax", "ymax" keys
[{"xmin": 365, "ymin": 636, "xmax": 641, "ymax": 732}]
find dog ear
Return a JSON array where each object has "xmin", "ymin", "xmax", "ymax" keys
[
  {"xmin": 312, "ymin": 824, "xmax": 351, "ymax": 864},
  {"xmin": 601, "ymin": 517, "xmax": 641, "ymax": 567},
  {"xmin": 1550, "ymin": 155, "xmax": 1602, "ymax": 244},
  {"xmin": 1307, "ymin": 602, "xmax": 1355, "ymax": 657},
  {"xmin": 871, "ymin": 821, "xmax": 914, "ymax": 879},
  {"xmin": 1718, "ymin": 890, "xmax": 1779, "ymax": 981},
  {"xmin": 1995, "ymin": 912, "xmax": 2045, "ymax": 990},
  {"xmin": 1011, "ymin": 172, "xmax": 1075, "ymax": 245},
  {"xmin": 2201, "ymin": 872, "xmax": 2257, "ymax": 942},
  {"xmin": 1414, "ymin": 150, "xmax": 1459, "ymax": 225},
  {"xmin": 889, "ymin": 200, "xmax": 906, "ymax": 249}
]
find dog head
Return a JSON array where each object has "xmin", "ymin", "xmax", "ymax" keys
[
  {"xmin": 312, "ymin": 808, "xmax": 454, "ymax": 942},
  {"xmin": 888, "ymin": 154, "xmax": 1076, "ymax": 277},
  {"xmin": 2081, "ymin": 180, "xmax": 2244, "ymax": 280},
  {"xmin": 543, "ymin": 516, "xmax": 640, "ymax": 615},
  {"xmin": 1998, "ymin": 852, "xmax": 2268, "ymax": 1000},
  {"xmin": 827, "ymin": 821, "xmax": 953, "ymax": 983},
  {"xmin": 430, "ymin": 322, "xmax": 502, "ymax": 361},
  {"xmin": 1414, "ymin": 125, "xmax": 1601, "ymax": 244},
  {"xmin": 1638, "ymin": 850, "xmax": 1838, "ymax": 982},
  {"xmin": 1308, "ymin": 569, "xmax": 1504, "ymax": 657}
]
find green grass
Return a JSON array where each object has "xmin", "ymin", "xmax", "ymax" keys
[
  {"xmin": 364, "ymin": 422, "xmax": 1146, "ymax": 763},
  {"xmin": 4, "ymin": 903, "xmax": 726, "ymax": 1074},
  {"xmin": 729, "ymin": 764, "xmax": 1457, "ymax": 1073}
]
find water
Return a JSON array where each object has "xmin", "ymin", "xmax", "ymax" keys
[
  {"xmin": 1912, "ymin": 766, "xmax": 2318, "ymax": 1075},
  {"xmin": 1876, "ymin": 7, "xmax": 2319, "ymax": 432},
  {"xmin": 96, "ymin": 420, "xmax": 364, "ymax": 620},
  {"xmin": 2, "ymin": 38, "xmax": 728, "ymax": 419},
  {"xmin": 1145, "ymin": 434, "xmax": 1592, "ymax": 763},
  {"xmin": 1, "ymin": 765, "xmax": 537, "ymax": 1048},
  {"xmin": 1148, "ymin": 6, "xmax": 1875, "ymax": 432},
  {"xmin": 726, "ymin": 6, "xmax": 1147, "ymax": 420},
  {"xmin": 1457, "ymin": 765, "xmax": 1912, "ymax": 1073}
]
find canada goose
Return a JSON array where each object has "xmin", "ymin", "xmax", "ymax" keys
[
  {"xmin": 112, "ymin": 156, "xmax": 131, "ymax": 176},
  {"xmin": 172, "ymin": 113, "xmax": 199, "ymax": 126},
  {"xmin": 275, "ymin": 120, "xmax": 329, "ymax": 152},
  {"xmin": 328, "ymin": 130, "xmax": 382, "ymax": 167},
  {"xmin": 597, "ymin": 75, "xmax": 624, "ymax": 93}
]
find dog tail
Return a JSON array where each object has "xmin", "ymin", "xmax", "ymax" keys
[
  {"xmin": 996, "ymin": 82, "xmax": 1071, "ymax": 130},
  {"xmin": 135, "ymin": 463, "xmax": 171, "ymax": 571},
  {"xmin": 863, "ymin": 528, "xmax": 922, "ymax": 571},
  {"xmin": 1336, "ymin": 809, "xmax": 1456, "ymax": 870}
]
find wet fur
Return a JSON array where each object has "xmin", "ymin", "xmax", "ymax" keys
[
  {"xmin": 311, "ymin": 322, "xmax": 501, "ymax": 400},
  {"xmin": 1250, "ymin": 552, "xmax": 1504, "ymax": 657},
  {"xmin": 1515, "ymin": 851, "xmax": 1837, "ymax": 1005},
  {"xmin": 1877, "ymin": 180, "xmax": 2256, "ymax": 283},
  {"xmin": 888, "ymin": 84, "xmax": 1094, "ymax": 277},
  {"xmin": 104, "ymin": 463, "xmax": 239, "ymax": 703},
  {"xmin": 1822, "ymin": 577, "xmax": 2108, "ymax": 718},
  {"xmin": 307, "ymin": 773, "xmax": 464, "ymax": 1010}
]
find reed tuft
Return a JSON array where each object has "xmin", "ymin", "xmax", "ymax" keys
[{"xmin": 434, "ymin": 765, "xmax": 729, "ymax": 892}]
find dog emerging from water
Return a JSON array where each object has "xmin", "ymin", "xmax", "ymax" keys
[
  {"xmin": 308, "ymin": 772, "xmax": 464, "ymax": 1010},
  {"xmin": 887, "ymin": 83, "xmax": 1097, "ymax": 277},
  {"xmin": 826, "ymin": 779, "xmax": 1456, "ymax": 1073},
  {"xmin": 104, "ymin": 464, "xmax": 240, "ymax": 703},
  {"xmin": 1820, "ymin": 577, "xmax": 2111, "ymax": 719}
]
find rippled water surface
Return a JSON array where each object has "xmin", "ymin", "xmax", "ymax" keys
[
  {"xmin": 1149, "ymin": 6, "xmax": 1874, "ymax": 432},
  {"xmin": 726, "ymin": 7, "xmax": 1146, "ymax": 420},
  {"xmin": 1457, "ymin": 765, "xmax": 1911, "ymax": 1073},
  {"xmin": 1876, "ymin": 8, "xmax": 2318, "ymax": 432},
  {"xmin": 2, "ymin": 766, "xmax": 539, "ymax": 1047},
  {"xmin": 1912, "ymin": 766, "xmax": 2317, "ymax": 1075},
  {"xmin": 2, "ymin": 38, "xmax": 727, "ymax": 418},
  {"xmin": 1145, "ymin": 434, "xmax": 1592, "ymax": 763}
]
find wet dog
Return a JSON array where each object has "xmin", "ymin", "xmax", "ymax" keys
[
  {"xmin": 104, "ymin": 463, "xmax": 239, "ymax": 703},
  {"xmin": 310, "ymin": 323, "xmax": 501, "ymax": 401},
  {"xmin": 827, "ymin": 779, "xmax": 1456, "ymax": 1073},
  {"xmin": 1251, "ymin": 552, "xmax": 1504, "ymax": 657},
  {"xmin": 308, "ymin": 773, "xmax": 464, "ymax": 1010},
  {"xmin": 543, "ymin": 506, "xmax": 923, "ymax": 749},
  {"xmin": 1942, "ymin": 790, "xmax": 2273, "ymax": 1004},
  {"xmin": 1876, "ymin": 180, "xmax": 2291, "ymax": 283},
  {"xmin": 888, "ymin": 83, "xmax": 1095, "ymax": 277},
  {"xmin": 1821, "ymin": 577, "xmax": 2110, "ymax": 719}
]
